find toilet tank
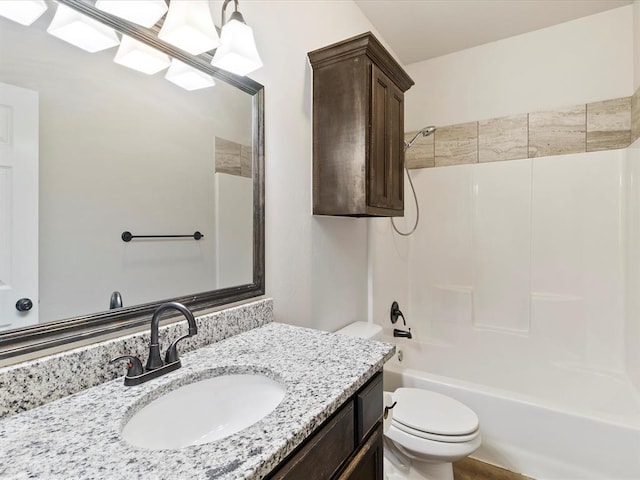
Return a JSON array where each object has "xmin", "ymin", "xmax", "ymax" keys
[{"xmin": 335, "ymin": 321, "xmax": 383, "ymax": 340}]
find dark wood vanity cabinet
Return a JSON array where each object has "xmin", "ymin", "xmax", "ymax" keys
[
  {"xmin": 267, "ymin": 372, "xmax": 384, "ymax": 480},
  {"xmin": 308, "ymin": 32, "xmax": 414, "ymax": 217}
]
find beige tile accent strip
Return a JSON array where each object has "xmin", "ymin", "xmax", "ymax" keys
[
  {"xmin": 407, "ymin": 90, "xmax": 640, "ymax": 170},
  {"xmin": 240, "ymin": 144, "xmax": 252, "ymax": 178},
  {"xmin": 434, "ymin": 122, "xmax": 478, "ymax": 167},
  {"xmin": 479, "ymin": 114, "xmax": 528, "ymax": 163},
  {"xmin": 405, "ymin": 130, "xmax": 435, "ymax": 168},
  {"xmin": 215, "ymin": 137, "xmax": 252, "ymax": 178},
  {"xmin": 586, "ymin": 97, "xmax": 631, "ymax": 151},
  {"xmin": 528, "ymin": 105, "xmax": 586, "ymax": 158},
  {"xmin": 632, "ymin": 87, "xmax": 640, "ymax": 144}
]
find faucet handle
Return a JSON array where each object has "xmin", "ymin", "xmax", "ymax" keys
[
  {"xmin": 110, "ymin": 355, "xmax": 144, "ymax": 377},
  {"xmin": 164, "ymin": 335, "xmax": 190, "ymax": 364},
  {"xmin": 390, "ymin": 301, "xmax": 406, "ymax": 326}
]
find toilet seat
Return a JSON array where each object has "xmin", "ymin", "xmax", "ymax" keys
[
  {"xmin": 391, "ymin": 388, "xmax": 479, "ymax": 439},
  {"xmin": 391, "ymin": 418, "xmax": 479, "ymax": 443},
  {"xmin": 386, "ymin": 422, "xmax": 482, "ymax": 463}
]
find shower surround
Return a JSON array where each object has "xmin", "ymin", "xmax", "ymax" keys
[{"xmin": 370, "ymin": 145, "xmax": 640, "ymax": 478}]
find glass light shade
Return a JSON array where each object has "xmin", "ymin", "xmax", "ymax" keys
[
  {"xmin": 211, "ymin": 18, "xmax": 262, "ymax": 76},
  {"xmin": 0, "ymin": 0, "xmax": 47, "ymax": 26},
  {"xmin": 158, "ymin": 0, "xmax": 220, "ymax": 55},
  {"xmin": 47, "ymin": 3, "xmax": 119, "ymax": 53},
  {"xmin": 95, "ymin": 0, "xmax": 167, "ymax": 28},
  {"xmin": 165, "ymin": 59, "xmax": 216, "ymax": 91},
  {"xmin": 114, "ymin": 36, "xmax": 171, "ymax": 75}
]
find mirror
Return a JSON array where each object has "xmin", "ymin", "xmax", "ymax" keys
[{"xmin": 0, "ymin": 0, "xmax": 265, "ymax": 360}]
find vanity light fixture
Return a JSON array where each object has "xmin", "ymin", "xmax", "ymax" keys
[
  {"xmin": 94, "ymin": 0, "xmax": 168, "ymax": 29},
  {"xmin": 158, "ymin": 0, "xmax": 220, "ymax": 56},
  {"xmin": 114, "ymin": 35, "xmax": 171, "ymax": 75},
  {"xmin": 211, "ymin": 0, "xmax": 262, "ymax": 77},
  {"xmin": 165, "ymin": 59, "xmax": 216, "ymax": 91},
  {"xmin": 47, "ymin": 3, "xmax": 119, "ymax": 53},
  {"xmin": 0, "ymin": 0, "xmax": 47, "ymax": 26}
]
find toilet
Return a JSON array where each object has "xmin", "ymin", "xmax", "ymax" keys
[{"xmin": 336, "ymin": 322, "xmax": 481, "ymax": 480}]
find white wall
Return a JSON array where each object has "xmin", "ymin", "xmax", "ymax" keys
[
  {"xmin": 404, "ymin": 5, "xmax": 634, "ymax": 129},
  {"xmin": 626, "ymin": 141, "xmax": 640, "ymax": 390},
  {"xmin": 635, "ymin": 0, "xmax": 640, "ymax": 89},
  {"xmin": 225, "ymin": 1, "xmax": 394, "ymax": 331},
  {"xmin": 628, "ymin": 0, "xmax": 640, "ymax": 382},
  {"xmin": 2, "ymin": 1, "xmax": 390, "ymax": 330},
  {"xmin": 215, "ymin": 173, "xmax": 253, "ymax": 289},
  {"xmin": 369, "ymin": 6, "xmax": 637, "ymax": 391},
  {"xmin": 627, "ymin": 1, "xmax": 639, "ymax": 385}
]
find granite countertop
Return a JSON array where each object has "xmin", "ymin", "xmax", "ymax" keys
[{"xmin": 0, "ymin": 322, "xmax": 394, "ymax": 480}]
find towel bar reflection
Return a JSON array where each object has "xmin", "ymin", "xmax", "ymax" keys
[{"xmin": 121, "ymin": 231, "xmax": 204, "ymax": 242}]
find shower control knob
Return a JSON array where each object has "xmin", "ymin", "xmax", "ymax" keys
[
  {"xmin": 16, "ymin": 298, "xmax": 33, "ymax": 312},
  {"xmin": 390, "ymin": 301, "xmax": 406, "ymax": 325}
]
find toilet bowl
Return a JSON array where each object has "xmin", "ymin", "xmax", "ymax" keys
[
  {"xmin": 336, "ymin": 322, "xmax": 481, "ymax": 480},
  {"xmin": 384, "ymin": 388, "xmax": 481, "ymax": 480}
]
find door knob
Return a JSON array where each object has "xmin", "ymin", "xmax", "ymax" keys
[{"xmin": 15, "ymin": 298, "xmax": 33, "ymax": 312}]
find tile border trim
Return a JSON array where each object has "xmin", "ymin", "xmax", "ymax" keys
[{"xmin": 406, "ymin": 86, "xmax": 639, "ymax": 169}]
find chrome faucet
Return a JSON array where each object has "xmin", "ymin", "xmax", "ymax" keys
[{"xmin": 111, "ymin": 301, "xmax": 198, "ymax": 386}]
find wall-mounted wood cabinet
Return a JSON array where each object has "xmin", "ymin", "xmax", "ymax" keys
[{"xmin": 308, "ymin": 32, "xmax": 414, "ymax": 217}]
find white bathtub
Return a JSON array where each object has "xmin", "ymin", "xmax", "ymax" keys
[{"xmin": 382, "ymin": 336, "xmax": 640, "ymax": 480}]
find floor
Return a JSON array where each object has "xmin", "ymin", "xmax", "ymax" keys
[{"xmin": 453, "ymin": 458, "xmax": 534, "ymax": 480}]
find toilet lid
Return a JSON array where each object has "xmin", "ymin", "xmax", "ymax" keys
[
  {"xmin": 391, "ymin": 418, "xmax": 480, "ymax": 443},
  {"xmin": 392, "ymin": 388, "xmax": 479, "ymax": 436}
]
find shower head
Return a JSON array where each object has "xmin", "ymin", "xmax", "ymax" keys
[
  {"xmin": 420, "ymin": 126, "xmax": 437, "ymax": 137},
  {"xmin": 404, "ymin": 125, "xmax": 437, "ymax": 150}
]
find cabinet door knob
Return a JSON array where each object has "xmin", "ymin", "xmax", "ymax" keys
[{"xmin": 16, "ymin": 298, "xmax": 33, "ymax": 312}]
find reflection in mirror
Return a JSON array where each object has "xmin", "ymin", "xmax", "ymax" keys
[{"xmin": 0, "ymin": 0, "xmax": 265, "ymax": 359}]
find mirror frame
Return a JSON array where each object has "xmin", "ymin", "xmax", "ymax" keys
[{"xmin": 0, "ymin": 0, "xmax": 265, "ymax": 361}]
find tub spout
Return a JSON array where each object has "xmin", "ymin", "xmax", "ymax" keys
[{"xmin": 393, "ymin": 328, "xmax": 412, "ymax": 339}]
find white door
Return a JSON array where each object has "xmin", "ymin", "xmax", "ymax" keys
[{"xmin": 0, "ymin": 82, "xmax": 39, "ymax": 331}]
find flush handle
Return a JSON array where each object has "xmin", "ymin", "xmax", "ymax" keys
[{"xmin": 384, "ymin": 401, "xmax": 397, "ymax": 420}]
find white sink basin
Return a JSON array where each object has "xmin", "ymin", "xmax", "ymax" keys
[{"xmin": 121, "ymin": 374, "xmax": 286, "ymax": 450}]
